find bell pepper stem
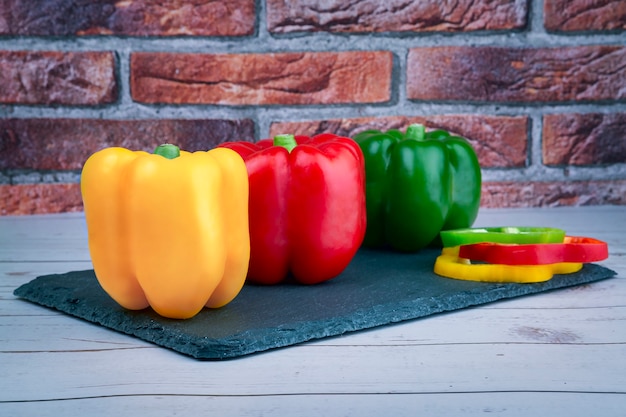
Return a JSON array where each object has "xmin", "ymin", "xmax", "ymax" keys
[
  {"xmin": 405, "ymin": 124, "xmax": 426, "ymax": 141},
  {"xmin": 273, "ymin": 134, "xmax": 298, "ymax": 153},
  {"xmin": 154, "ymin": 144, "xmax": 181, "ymax": 159}
]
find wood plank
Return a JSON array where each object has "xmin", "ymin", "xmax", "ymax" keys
[
  {"xmin": 2, "ymin": 392, "xmax": 626, "ymax": 417},
  {"xmin": 1, "ymin": 392, "xmax": 624, "ymax": 417},
  {"xmin": 1, "ymin": 343, "xmax": 625, "ymax": 402},
  {"xmin": 0, "ymin": 213, "xmax": 90, "ymax": 262}
]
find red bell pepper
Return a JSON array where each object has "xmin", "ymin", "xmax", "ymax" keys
[{"xmin": 218, "ymin": 133, "xmax": 366, "ymax": 285}]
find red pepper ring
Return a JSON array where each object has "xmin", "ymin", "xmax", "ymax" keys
[{"xmin": 458, "ymin": 236, "xmax": 609, "ymax": 265}]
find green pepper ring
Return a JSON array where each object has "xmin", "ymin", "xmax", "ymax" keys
[{"xmin": 440, "ymin": 226, "xmax": 566, "ymax": 247}]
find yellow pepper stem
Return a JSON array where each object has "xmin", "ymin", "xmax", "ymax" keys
[
  {"xmin": 273, "ymin": 134, "xmax": 298, "ymax": 153},
  {"xmin": 154, "ymin": 144, "xmax": 181, "ymax": 159}
]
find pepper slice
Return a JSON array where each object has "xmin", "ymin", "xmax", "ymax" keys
[
  {"xmin": 458, "ymin": 236, "xmax": 608, "ymax": 265},
  {"xmin": 440, "ymin": 226, "xmax": 566, "ymax": 247},
  {"xmin": 434, "ymin": 247, "xmax": 582, "ymax": 283}
]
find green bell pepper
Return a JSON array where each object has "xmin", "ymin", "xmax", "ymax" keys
[{"xmin": 353, "ymin": 124, "xmax": 482, "ymax": 252}]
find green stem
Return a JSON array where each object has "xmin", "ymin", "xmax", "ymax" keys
[
  {"xmin": 153, "ymin": 144, "xmax": 180, "ymax": 159},
  {"xmin": 273, "ymin": 134, "xmax": 298, "ymax": 153},
  {"xmin": 405, "ymin": 124, "xmax": 426, "ymax": 141}
]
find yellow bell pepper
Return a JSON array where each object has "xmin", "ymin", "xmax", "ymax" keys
[
  {"xmin": 434, "ymin": 247, "xmax": 582, "ymax": 283},
  {"xmin": 80, "ymin": 144, "xmax": 250, "ymax": 319}
]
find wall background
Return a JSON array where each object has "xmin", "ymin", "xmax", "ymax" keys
[{"xmin": 1, "ymin": 0, "xmax": 625, "ymax": 215}]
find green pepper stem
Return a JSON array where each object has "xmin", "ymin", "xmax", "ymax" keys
[
  {"xmin": 153, "ymin": 144, "xmax": 180, "ymax": 159},
  {"xmin": 405, "ymin": 124, "xmax": 426, "ymax": 141},
  {"xmin": 273, "ymin": 134, "xmax": 298, "ymax": 153}
]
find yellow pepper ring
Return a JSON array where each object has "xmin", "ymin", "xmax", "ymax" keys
[{"xmin": 434, "ymin": 247, "xmax": 583, "ymax": 283}]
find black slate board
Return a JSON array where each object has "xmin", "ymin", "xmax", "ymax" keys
[{"xmin": 14, "ymin": 248, "xmax": 616, "ymax": 360}]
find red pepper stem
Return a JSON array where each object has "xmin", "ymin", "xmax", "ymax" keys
[
  {"xmin": 273, "ymin": 134, "xmax": 298, "ymax": 153},
  {"xmin": 405, "ymin": 124, "xmax": 426, "ymax": 141},
  {"xmin": 153, "ymin": 144, "xmax": 180, "ymax": 159}
]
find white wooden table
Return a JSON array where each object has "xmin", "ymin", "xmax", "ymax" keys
[{"xmin": 1, "ymin": 206, "xmax": 625, "ymax": 416}]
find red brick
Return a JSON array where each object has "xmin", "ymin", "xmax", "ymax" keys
[
  {"xmin": 407, "ymin": 46, "xmax": 626, "ymax": 103},
  {"xmin": 0, "ymin": 0, "xmax": 255, "ymax": 36},
  {"xmin": 267, "ymin": 0, "xmax": 527, "ymax": 33},
  {"xmin": 543, "ymin": 113, "xmax": 626, "ymax": 166},
  {"xmin": 1, "ymin": 184, "xmax": 83, "ymax": 215},
  {"xmin": 481, "ymin": 180, "xmax": 626, "ymax": 207},
  {"xmin": 0, "ymin": 51, "xmax": 116, "ymax": 105},
  {"xmin": 0, "ymin": 118, "xmax": 255, "ymax": 170},
  {"xmin": 270, "ymin": 115, "xmax": 528, "ymax": 168},
  {"xmin": 544, "ymin": 0, "xmax": 626, "ymax": 32},
  {"xmin": 130, "ymin": 51, "xmax": 393, "ymax": 105}
]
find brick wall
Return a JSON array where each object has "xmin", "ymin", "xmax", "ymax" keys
[{"xmin": 1, "ymin": 0, "xmax": 625, "ymax": 215}]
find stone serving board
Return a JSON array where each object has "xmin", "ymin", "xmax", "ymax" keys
[{"xmin": 14, "ymin": 248, "xmax": 616, "ymax": 360}]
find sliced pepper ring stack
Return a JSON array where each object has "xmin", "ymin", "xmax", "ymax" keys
[{"xmin": 434, "ymin": 227, "xmax": 609, "ymax": 283}]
